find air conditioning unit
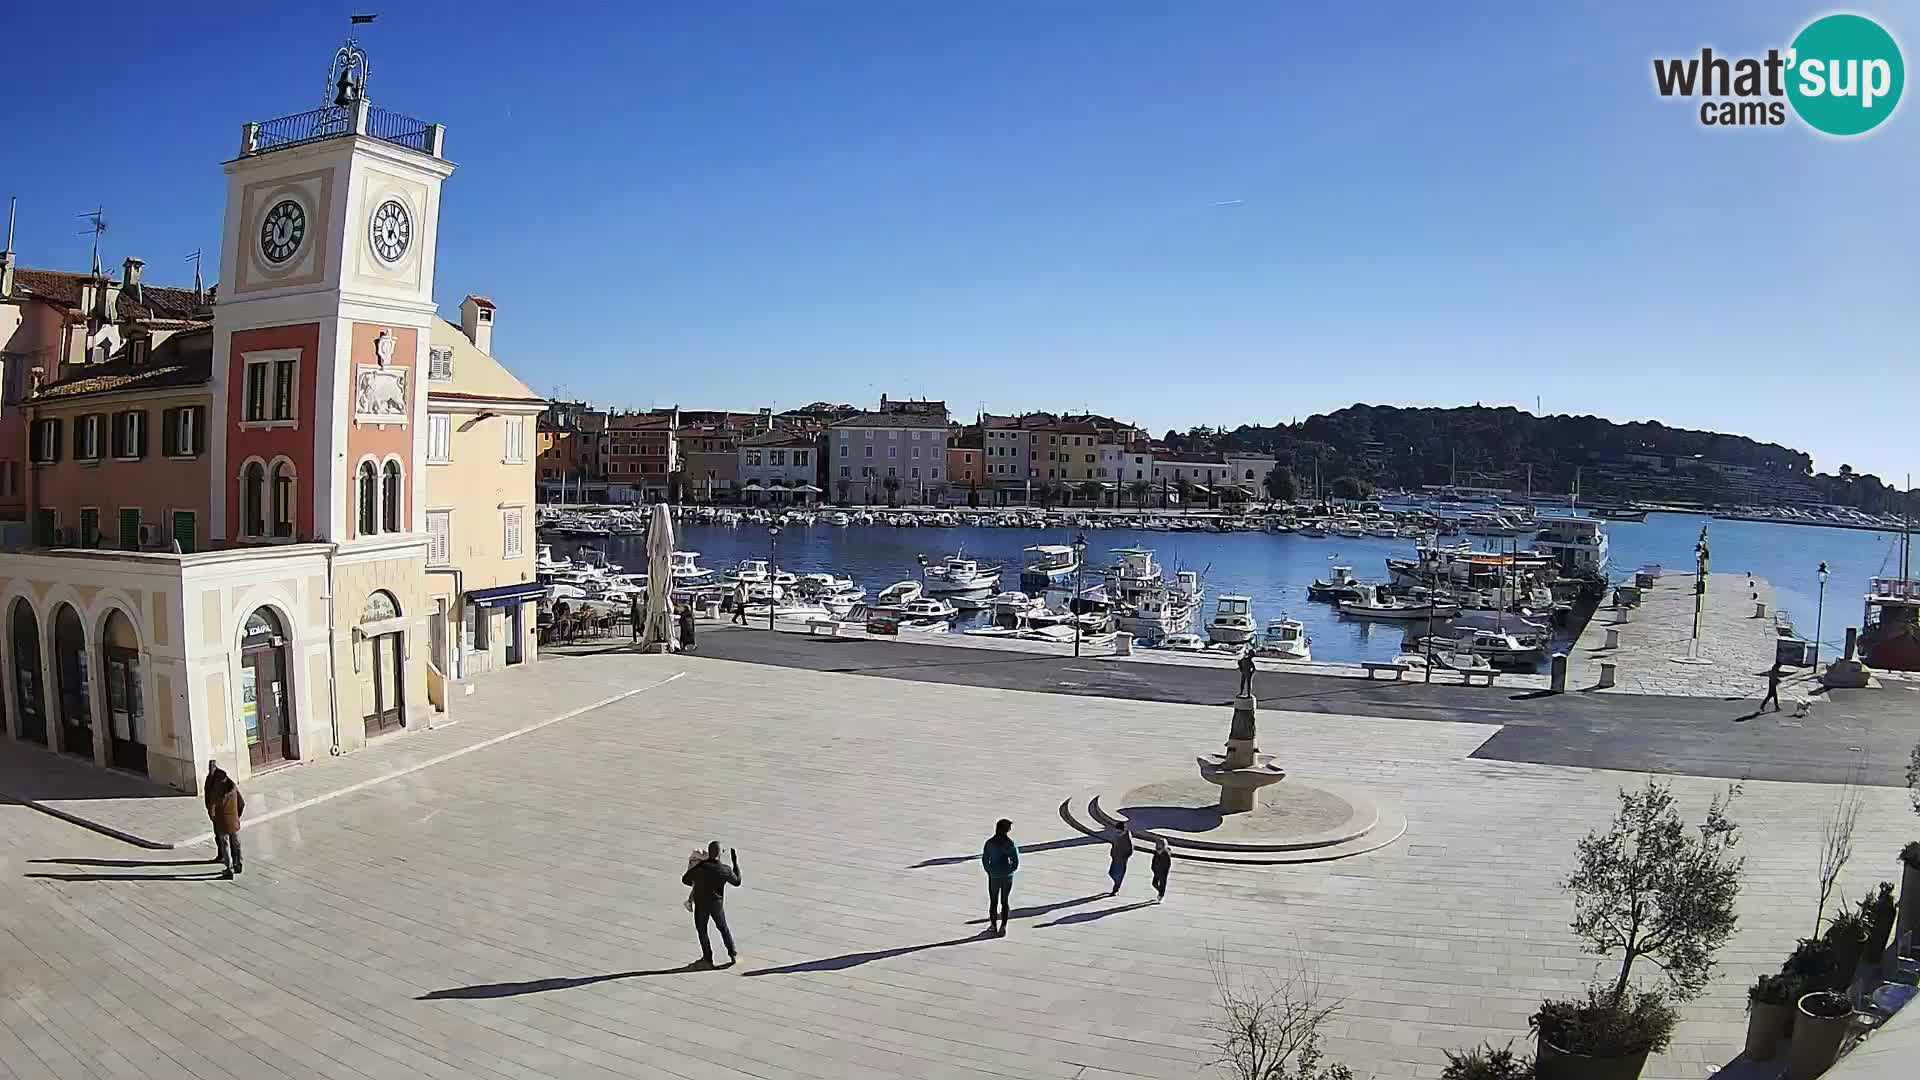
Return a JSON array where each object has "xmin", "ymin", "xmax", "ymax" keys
[{"xmin": 138, "ymin": 523, "xmax": 162, "ymax": 548}]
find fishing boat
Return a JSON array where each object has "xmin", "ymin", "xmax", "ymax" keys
[
  {"xmin": 1019, "ymin": 544, "xmax": 1080, "ymax": 589},
  {"xmin": 876, "ymin": 581, "xmax": 924, "ymax": 606},
  {"xmin": 1206, "ymin": 595, "xmax": 1257, "ymax": 644},
  {"xmin": 1408, "ymin": 629, "xmax": 1547, "ymax": 668},
  {"xmin": 1254, "ymin": 617, "xmax": 1311, "ymax": 662},
  {"xmin": 667, "ymin": 551, "xmax": 715, "ymax": 586},
  {"xmin": 922, "ymin": 554, "xmax": 1003, "ymax": 593},
  {"xmin": 1338, "ymin": 584, "xmax": 1461, "ymax": 620},
  {"xmin": 896, "ymin": 596, "xmax": 959, "ymax": 627},
  {"xmin": 1531, "ymin": 516, "xmax": 1610, "ymax": 593},
  {"xmin": 1860, "ymin": 576, "xmax": 1920, "ymax": 671},
  {"xmin": 1307, "ymin": 566, "xmax": 1367, "ymax": 602}
]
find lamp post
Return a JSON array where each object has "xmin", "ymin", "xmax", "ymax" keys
[
  {"xmin": 1814, "ymin": 560, "xmax": 1829, "ymax": 672},
  {"xmin": 1071, "ymin": 531, "xmax": 1090, "ymax": 658},
  {"xmin": 767, "ymin": 524, "xmax": 781, "ymax": 630}
]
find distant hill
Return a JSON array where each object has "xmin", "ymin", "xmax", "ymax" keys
[{"xmin": 1171, "ymin": 404, "xmax": 1907, "ymax": 513}]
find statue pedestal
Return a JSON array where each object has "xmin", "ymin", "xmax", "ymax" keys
[{"xmin": 1198, "ymin": 694, "xmax": 1285, "ymax": 814}]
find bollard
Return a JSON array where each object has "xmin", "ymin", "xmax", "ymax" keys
[
  {"xmin": 1604, "ymin": 627, "xmax": 1620, "ymax": 649},
  {"xmin": 1550, "ymin": 653, "xmax": 1568, "ymax": 693},
  {"xmin": 1113, "ymin": 631, "xmax": 1133, "ymax": 656},
  {"xmin": 1844, "ymin": 626, "xmax": 1858, "ymax": 660},
  {"xmin": 1598, "ymin": 661, "xmax": 1617, "ymax": 688}
]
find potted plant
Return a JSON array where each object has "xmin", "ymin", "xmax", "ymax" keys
[
  {"xmin": 1822, "ymin": 910, "xmax": 1870, "ymax": 990},
  {"xmin": 1532, "ymin": 987, "xmax": 1675, "ymax": 1080},
  {"xmin": 1534, "ymin": 780, "xmax": 1743, "ymax": 1080},
  {"xmin": 1783, "ymin": 937, "xmax": 1839, "ymax": 1008},
  {"xmin": 1900, "ymin": 842, "xmax": 1920, "ymax": 959},
  {"xmin": 1860, "ymin": 883, "xmax": 1896, "ymax": 969},
  {"xmin": 1744, "ymin": 974, "xmax": 1799, "ymax": 1061},
  {"xmin": 1442, "ymin": 1042, "xmax": 1535, "ymax": 1080},
  {"xmin": 1787, "ymin": 990, "xmax": 1853, "ymax": 1080}
]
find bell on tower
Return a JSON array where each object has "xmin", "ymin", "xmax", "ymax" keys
[{"xmin": 328, "ymin": 38, "xmax": 370, "ymax": 108}]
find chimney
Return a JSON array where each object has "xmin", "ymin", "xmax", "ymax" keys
[
  {"xmin": 122, "ymin": 256, "xmax": 145, "ymax": 303},
  {"xmin": 459, "ymin": 295, "xmax": 495, "ymax": 354}
]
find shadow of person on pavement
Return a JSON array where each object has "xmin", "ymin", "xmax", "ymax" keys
[
  {"xmin": 964, "ymin": 893, "xmax": 1104, "ymax": 925},
  {"xmin": 25, "ymin": 871, "xmax": 227, "ymax": 883},
  {"xmin": 742, "ymin": 934, "xmax": 986, "ymax": 976},
  {"xmin": 417, "ymin": 963, "xmax": 710, "ymax": 999},
  {"xmin": 1035, "ymin": 900, "xmax": 1156, "ymax": 928},
  {"xmin": 912, "ymin": 835, "xmax": 1101, "ymax": 868},
  {"xmin": 31, "ymin": 858, "xmax": 211, "ymax": 868}
]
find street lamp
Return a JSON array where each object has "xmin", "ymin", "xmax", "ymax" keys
[
  {"xmin": 767, "ymin": 524, "xmax": 781, "ymax": 630},
  {"xmin": 1814, "ymin": 561, "xmax": 1829, "ymax": 672},
  {"xmin": 1071, "ymin": 531, "xmax": 1090, "ymax": 658}
]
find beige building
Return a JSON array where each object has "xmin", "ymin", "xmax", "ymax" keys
[{"xmin": 425, "ymin": 300, "xmax": 544, "ymax": 683}]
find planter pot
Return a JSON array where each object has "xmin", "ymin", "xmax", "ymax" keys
[
  {"xmin": 1536, "ymin": 1035, "xmax": 1652, "ymax": 1080},
  {"xmin": 1787, "ymin": 994, "xmax": 1852, "ymax": 1080},
  {"xmin": 1745, "ymin": 999, "xmax": 1792, "ymax": 1061},
  {"xmin": 1863, "ymin": 916, "xmax": 1893, "ymax": 972},
  {"xmin": 1828, "ymin": 937, "xmax": 1865, "ymax": 992},
  {"xmin": 1900, "ymin": 864, "xmax": 1920, "ymax": 958}
]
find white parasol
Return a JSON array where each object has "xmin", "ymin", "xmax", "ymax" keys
[{"xmin": 639, "ymin": 502, "xmax": 679, "ymax": 652}]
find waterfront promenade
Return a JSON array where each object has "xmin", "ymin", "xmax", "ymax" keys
[{"xmin": 3, "ymin": 648, "xmax": 1916, "ymax": 1080}]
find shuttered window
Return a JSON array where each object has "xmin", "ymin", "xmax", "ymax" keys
[{"xmin": 427, "ymin": 511, "xmax": 450, "ymax": 566}]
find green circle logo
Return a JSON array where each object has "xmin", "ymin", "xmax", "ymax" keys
[{"xmin": 1787, "ymin": 14, "xmax": 1904, "ymax": 135}]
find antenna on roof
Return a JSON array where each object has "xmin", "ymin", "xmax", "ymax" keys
[
  {"xmin": 4, "ymin": 196, "xmax": 15, "ymax": 255},
  {"xmin": 185, "ymin": 249, "xmax": 204, "ymax": 302},
  {"xmin": 77, "ymin": 207, "xmax": 108, "ymax": 276}
]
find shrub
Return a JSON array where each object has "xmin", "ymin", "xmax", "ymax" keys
[
  {"xmin": 1440, "ymin": 1043, "xmax": 1534, "ymax": 1080},
  {"xmin": 1783, "ymin": 938, "xmax": 1838, "ymax": 984},
  {"xmin": 1824, "ymin": 909, "xmax": 1870, "ymax": 946},
  {"xmin": 1531, "ymin": 986, "xmax": 1678, "ymax": 1058},
  {"xmin": 1901, "ymin": 841, "xmax": 1920, "ymax": 869},
  {"xmin": 1747, "ymin": 973, "xmax": 1802, "ymax": 1009}
]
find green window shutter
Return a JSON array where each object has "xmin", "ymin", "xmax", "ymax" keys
[
  {"xmin": 118, "ymin": 508, "xmax": 141, "ymax": 550},
  {"xmin": 171, "ymin": 511, "xmax": 195, "ymax": 554},
  {"xmin": 78, "ymin": 509, "xmax": 99, "ymax": 548},
  {"xmin": 32, "ymin": 509, "xmax": 56, "ymax": 547}
]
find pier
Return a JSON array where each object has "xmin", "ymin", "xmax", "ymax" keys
[{"xmin": 1568, "ymin": 570, "xmax": 1792, "ymax": 698}]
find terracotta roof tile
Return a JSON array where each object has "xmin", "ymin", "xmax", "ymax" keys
[
  {"xmin": 31, "ymin": 327, "xmax": 212, "ymax": 401},
  {"xmin": 12, "ymin": 268, "xmax": 207, "ymax": 322}
]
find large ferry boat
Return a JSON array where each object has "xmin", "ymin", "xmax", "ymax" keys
[
  {"xmin": 1860, "ymin": 576, "xmax": 1920, "ymax": 671},
  {"xmin": 1530, "ymin": 517, "xmax": 1609, "ymax": 596}
]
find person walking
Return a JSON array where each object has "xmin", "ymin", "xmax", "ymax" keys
[
  {"xmin": 678, "ymin": 601, "xmax": 697, "ymax": 653},
  {"xmin": 204, "ymin": 761, "xmax": 245, "ymax": 879},
  {"xmin": 1237, "ymin": 646, "xmax": 1256, "ymax": 697},
  {"xmin": 981, "ymin": 818, "xmax": 1020, "ymax": 935},
  {"xmin": 730, "ymin": 581, "xmax": 750, "ymax": 625},
  {"xmin": 629, "ymin": 594, "xmax": 643, "ymax": 644},
  {"xmin": 1107, "ymin": 821, "xmax": 1134, "ymax": 896},
  {"xmin": 1760, "ymin": 661, "xmax": 1783, "ymax": 713},
  {"xmin": 681, "ymin": 841, "xmax": 741, "ymax": 966},
  {"xmin": 1150, "ymin": 836, "xmax": 1172, "ymax": 902}
]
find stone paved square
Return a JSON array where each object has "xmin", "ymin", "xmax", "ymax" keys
[{"xmin": 2, "ymin": 651, "xmax": 1914, "ymax": 1080}]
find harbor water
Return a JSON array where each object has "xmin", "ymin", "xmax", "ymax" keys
[{"xmin": 576, "ymin": 511, "xmax": 1902, "ymax": 666}]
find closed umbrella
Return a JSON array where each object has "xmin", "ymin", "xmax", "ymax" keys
[{"xmin": 639, "ymin": 502, "xmax": 678, "ymax": 652}]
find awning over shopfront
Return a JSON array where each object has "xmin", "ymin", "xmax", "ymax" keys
[{"xmin": 466, "ymin": 581, "xmax": 546, "ymax": 608}]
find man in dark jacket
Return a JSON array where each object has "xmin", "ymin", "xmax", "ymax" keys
[
  {"xmin": 981, "ymin": 818, "xmax": 1020, "ymax": 935},
  {"xmin": 681, "ymin": 841, "xmax": 741, "ymax": 965},
  {"xmin": 678, "ymin": 602, "xmax": 697, "ymax": 653},
  {"xmin": 204, "ymin": 760, "xmax": 245, "ymax": 879}
]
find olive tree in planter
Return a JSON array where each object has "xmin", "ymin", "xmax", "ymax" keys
[
  {"xmin": 1206, "ymin": 949, "xmax": 1353, "ymax": 1080},
  {"xmin": 1532, "ymin": 780, "xmax": 1743, "ymax": 1080},
  {"xmin": 1744, "ymin": 974, "xmax": 1800, "ymax": 1062}
]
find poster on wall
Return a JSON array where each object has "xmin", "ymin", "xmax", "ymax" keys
[{"xmin": 241, "ymin": 667, "xmax": 260, "ymax": 746}]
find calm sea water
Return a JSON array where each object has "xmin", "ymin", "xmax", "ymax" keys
[{"xmin": 581, "ymin": 512, "xmax": 1905, "ymax": 665}]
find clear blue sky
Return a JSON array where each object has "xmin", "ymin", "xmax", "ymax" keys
[{"xmin": 6, "ymin": 3, "xmax": 1914, "ymax": 478}]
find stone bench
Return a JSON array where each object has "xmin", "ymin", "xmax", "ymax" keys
[{"xmin": 1361, "ymin": 662, "xmax": 1406, "ymax": 680}]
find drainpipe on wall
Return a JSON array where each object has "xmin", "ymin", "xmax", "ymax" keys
[{"xmin": 324, "ymin": 543, "xmax": 342, "ymax": 755}]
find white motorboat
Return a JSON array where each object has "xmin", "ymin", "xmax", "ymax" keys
[
  {"xmin": 896, "ymin": 597, "xmax": 959, "ymax": 626},
  {"xmin": 1255, "ymin": 618, "xmax": 1312, "ymax": 662},
  {"xmin": 1408, "ymin": 629, "xmax": 1546, "ymax": 668},
  {"xmin": 826, "ymin": 512, "xmax": 852, "ymax": 526},
  {"xmin": 1158, "ymin": 633, "xmax": 1209, "ymax": 652},
  {"xmin": 1207, "ymin": 595, "xmax": 1257, "ymax": 645},
  {"xmin": 877, "ymin": 580, "xmax": 924, "ymax": 606},
  {"xmin": 989, "ymin": 590, "xmax": 1044, "ymax": 618},
  {"xmin": 1018, "ymin": 624, "xmax": 1115, "ymax": 647},
  {"xmin": 819, "ymin": 590, "xmax": 866, "ymax": 617},
  {"xmin": 741, "ymin": 600, "xmax": 830, "ymax": 621},
  {"xmin": 1019, "ymin": 544, "xmax": 1080, "ymax": 589},
  {"xmin": 923, "ymin": 555, "xmax": 1003, "ymax": 594},
  {"xmin": 1338, "ymin": 584, "xmax": 1461, "ymax": 620},
  {"xmin": 794, "ymin": 572, "xmax": 855, "ymax": 595},
  {"xmin": 667, "ymin": 550, "xmax": 714, "ymax": 585}
]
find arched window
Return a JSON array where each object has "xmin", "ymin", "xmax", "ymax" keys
[
  {"xmin": 362, "ymin": 590, "xmax": 399, "ymax": 622},
  {"xmin": 357, "ymin": 461, "xmax": 378, "ymax": 535},
  {"xmin": 381, "ymin": 460, "xmax": 402, "ymax": 533},
  {"xmin": 242, "ymin": 461, "xmax": 266, "ymax": 538},
  {"xmin": 271, "ymin": 461, "xmax": 296, "ymax": 538}
]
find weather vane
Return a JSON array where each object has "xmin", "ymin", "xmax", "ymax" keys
[{"xmin": 327, "ymin": 15, "xmax": 379, "ymax": 107}]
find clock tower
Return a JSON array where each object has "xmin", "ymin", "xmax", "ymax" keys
[
  {"xmin": 212, "ymin": 40, "xmax": 454, "ymax": 739},
  {"xmin": 211, "ymin": 39, "xmax": 454, "ymax": 547}
]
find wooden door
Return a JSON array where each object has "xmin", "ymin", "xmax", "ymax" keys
[
  {"xmin": 243, "ymin": 646, "xmax": 292, "ymax": 768},
  {"xmin": 364, "ymin": 633, "xmax": 404, "ymax": 735},
  {"xmin": 105, "ymin": 647, "xmax": 147, "ymax": 774}
]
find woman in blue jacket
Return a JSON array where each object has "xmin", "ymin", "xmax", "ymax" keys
[{"xmin": 980, "ymin": 818, "xmax": 1020, "ymax": 935}]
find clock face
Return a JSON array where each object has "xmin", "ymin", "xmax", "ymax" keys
[
  {"xmin": 259, "ymin": 200, "xmax": 306, "ymax": 265},
  {"xmin": 370, "ymin": 199, "xmax": 412, "ymax": 264}
]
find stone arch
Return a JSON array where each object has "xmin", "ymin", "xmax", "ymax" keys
[
  {"xmin": 95, "ymin": 606, "xmax": 149, "ymax": 774},
  {"xmin": 232, "ymin": 598, "xmax": 301, "ymax": 769},
  {"xmin": 5, "ymin": 595, "xmax": 46, "ymax": 745},
  {"xmin": 50, "ymin": 601, "xmax": 95, "ymax": 762}
]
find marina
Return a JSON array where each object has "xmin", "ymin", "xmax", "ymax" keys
[{"xmin": 536, "ymin": 504, "xmax": 1913, "ymax": 670}]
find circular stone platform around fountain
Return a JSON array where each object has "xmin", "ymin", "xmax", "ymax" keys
[{"xmin": 1059, "ymin": 775, "xmax": 1405, "ymax": 865}]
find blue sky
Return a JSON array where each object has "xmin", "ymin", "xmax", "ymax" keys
[{"xmin": 6, "ymin": 3, "xmax": 1914, "ymax": 478}]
